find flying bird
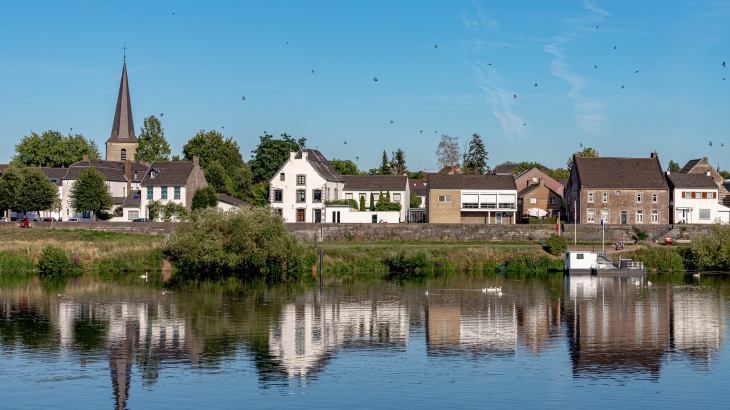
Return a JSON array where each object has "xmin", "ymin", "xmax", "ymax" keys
[
  {"xmin": 723, "ymin": 77, "xmax": 726, "ymax": 81},
  {"xmin": 311, "ymin": 70, "xmax": 314, "ymax": 73},
  {"xmin": 622, "ymin": 85, "xmax": 624, "ymax": 89},
  {"xmin": 435, "ymin": 131, "xmax": 437, "ymax": 133},
  {"xmin": 513, "ymin": 94, "xmax": 516, "ymax": 98},
  {"xmin": 709, "ymin": 141, "xmax": 713, "ymax": 147},
  {"xmin": 70, "ymin": 128, "xmax": 72, "ymax": 133},
  {"xmin": 723, "ymin": 61, "xmax": 726, "ymax": 68},
  {"xmin": 390, "ymin": 120, "xmax": 393, "ymax": 123},
  {"xmin": 594, "ymin": 65, "xmax": 597, "ymax": 68},
  {"xmin": 172, "ymin": 12, "xmax": 175, "ymax": 15},
  {"xmin": 286, "ymin": 42, "xmax": 288, "ymax": 44},
  {"xmin": 221, "ymin": 126, "xmax": 224, "ymax": 129},
  {"xmin": 434, "ymin": 44, "xmax": 438, "ymax": 48},
  {"xmin": 355, "ymin": 157, "xmax": 359, "ymax": 161},
  {"xmin": 160, "ymin": 113, "xmax": 164, "ymax": 116},
  {"xmin": 722, "ymin": 143, "xmax": 725, "ymax": 147},
  {"xmin": 523, "ymin": 124, "xmax": 526, "ymax": 126},
  {"xmin": 242, "ymin": 95, "xmax": 246, "ymax": 100},
  {"xmin": 596, "ymin": 25, "xmax": 599, "ymax": 29},
  {"xmin": 488, "ymin": 63, "xmax": 492, "ymax": 66},
  {"xmin": 420, "ymin": 130, "xmax": 423, "ymax": 134},
  {"xmin": 344, "ymin": 140, "xmax": 347, "ymax": 144},
  {"xmin": 373, "ymin": 77, "xmax": 378, "ymax": 81},
  {"xmin": 614, "ymin": 46, "xmax": 616, "ymax": 49},
  {"xmin": 580, "ymin": 143, "xmax": 583, "ymax": 147},
  {"xmin": 635, "ymin": 71, "xmax": 639, "ymax": 73},
  {"xmin": 534, "ymin": 83, "xmax": 537, "ymax": 86}
]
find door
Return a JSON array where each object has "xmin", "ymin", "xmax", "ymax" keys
[
  {"xmin": 620, "ymin": 211, "xmax": 627, "ymax": 225},
  {"xmin": 372, "ymin": 215, "xmax": 377, "ymax": 224},
  {"xmin": 314, "ymin": 209, "xmax": 321, "ymax": 223},
  {"xmin": 496, "ymin": 212, "xmax": 503, "ymax": 224}
]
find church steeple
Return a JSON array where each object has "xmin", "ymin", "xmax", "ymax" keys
[{"xmin": 106, "ymin": 60, "xmax": 138, "ymax": 161}]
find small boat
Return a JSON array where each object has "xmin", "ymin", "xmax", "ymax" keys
[{"xmin": 565, "ymin": 251, "xmax": 646, "ymax": 275}]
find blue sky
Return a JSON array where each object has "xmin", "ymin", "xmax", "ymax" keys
[{"xmin": 1, "ymin": 0, "xmax": 729, "ymax": 172}]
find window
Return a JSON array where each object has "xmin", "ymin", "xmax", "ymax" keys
[
  {"xmin": 438, "ymin": 195, "xmax": 452, "ymax": 203},
  {"xmin": 530, "ymin": 197, "xmax": 537, "ymax": 204},
  {"xmin": 699, "ymin": 209, "xmax": 711, "ymax": 220},
  {"xmin": 297, "ymin": 190, "xmax": 305, "ymax": 202},
  {"xmin": 636, "ymin": 210, "xmax": 644, "ymax": 223},
  {"xmin": 150, "ymin": 171, "xmax": 156, "ymax": 178},
  {"xmin": 121, "ymin": 149, "xmax": 127, "ymax": 160},
  {"xmin": 314, "ymin": 209, "xmax": 322, "ymax": 223},
  {"xmin": 83, "ymin": 211, "xmax": 91, "ymax": 219},
  {"xmin": 393, "ymin": 193, "xmax": 401, "ymax": 202},
  {"xmin": 588, "ymin": 193, "xmax": 594, "ymax": 203},
  {"xmin": 651, "ymin": 210, "xmax": 659, "ymax": 223},
  {"xmin": 601, "ymin": 209, "xmax": 609, "ymax": 224},
  {"xmin": 280, "ymin": 173, "xmax": 285, "ymax": 181},
  {"xmin": 602, "ymin": 193, "xmax": 609, "ymax": 203},
  {"xmin": 50, "ymin": 179, "xmax": 57, "ymax": 183},
  {"xmin": 549, "ymin": 198, "xmax": 556, "ymax": 205},
  {"xmin": 532, "ymin": 177, "xmax": 538, "ymax": 183},
  {"xmin": 684, "ymin": 191, "xmax": 691, "ymax": 199},
  {"xmin": 274, "ymin": 190, "xmax": 283, "ymax": 202},
  {"xmin": 297, "ymin": 175, "xmax": 306, "ymax": 185},
  {"xmin": 637, "ymin": 193, "xmax": 642, "ymax": 203},
  {"xmin": 147, "ymin": 187, "xmax": 153, "ymax": 199},
  {"xmin": 577, "ymin": 254, "xmax": 584, "ymax": 260},
  {"xmin": 174, "ymin": 187, "xmax": 181, "ymax": 199},
  {"xmin": 313, "ymin": 190, "xmax": 322, "ymax": 202},
  {"xmin": 128, "ymin": 211, "xmax": 139, "ymax": 220},
  {"xmin": 345, "ymin": 193, "xmax": 353, "ymax": 200},
  {"xmin": 276, "ymin": 208, "xmax": 282, "ymax": 216},
  {"xmin": 694, "ymin": 192, "xmax": 702, "ymax": 198},
  {"xmin": 297, "ymin": 209, "xmax": 305, "ymax": 222},
  {"xmin": 587, "ymin": 209, "xmax": 595, "ymax": 223},
  {"xmin": 709, "ymin": 192, "xmax": 715, "ymax": 199},
  {"xmin": 652, "ymin": 194, "xmax": 658, "ymax": 203},
  {"xmin": 161, "ymin": 187, "xmax": 168, "ymax": 200}
]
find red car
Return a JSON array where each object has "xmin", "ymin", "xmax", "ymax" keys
[{"xmin": 19, "ymin": 219, "xmax": 30, "ymax": 228}]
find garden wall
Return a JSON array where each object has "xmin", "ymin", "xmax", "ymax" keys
[{"xmin": 2, "ymin": 221, "xmax": 175, "ymax": 235}]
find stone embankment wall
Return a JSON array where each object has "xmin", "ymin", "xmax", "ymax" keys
[
  {"xmin": 287, "ymin": 223, "xmax": 712, "ymax": 243},
  {"xmin": 3, "ymin": 221, "xmax": 175, "ymax": 235}
]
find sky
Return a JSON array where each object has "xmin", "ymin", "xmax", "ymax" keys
[{"xmin": 1, "ymin": 0, "xmax": 729, "ymax": 172}]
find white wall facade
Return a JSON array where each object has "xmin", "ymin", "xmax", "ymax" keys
[
  {"xmin": 269, "ymin": 152, "xmax": 344, "ymax": 223},
  {"xmin": 341, "ymin": 188, "xmax": 410, "ymax": 222},
  {"xmin": 139, "ymin": 186, "xmax": 188, "ymax": 219},
  {"xmin": 61, "ymin": 179, "xmax": 131, "ymax": 221},
  {"xmin": 324, "ymin": 205, "xmax": 400, "ymax": 224},
  {"xmin": 672, "ymin": 187, "xmax": 730, "ymax": 224}
]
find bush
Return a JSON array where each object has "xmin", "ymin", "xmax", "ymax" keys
[
  {"xmin": 504, "ymin": 252, "xmax": 564, "ymax": 272},
  {"xmin": 38, "ymin": 246, "xmax": 71, "ymax": 275},
  {"xmin": 690, "ymin": 224, "xmax": 730, "ymax": 271},
  {"xmin": 632, "ymin": 227, "xmax": 648, "ymax": 241},
  {"xmin": 545, "ymin": 234, "xmax": 567, "ymax": 256},
  {"xmin": 623, "ymin": 247, "xmax": 686, "ymax": 272},
  {"xmin": 325, "ymin": 199, "xmax": 359, "ymax": 208},
  {"xmin": 383, "ymin": 249, "xmax": 430, "ymax": 272},
  {"xmin": 192, "ymin": 185, "xmax": 219, "ymax": 211},
  {"xmin": 164, "ymin": 206, "xmax": 309, "ymax": 279},
  {"xmin": 96, "ymin": 211, "xmax": 115, "ymax": 221}
]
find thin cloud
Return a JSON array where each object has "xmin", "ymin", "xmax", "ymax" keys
[
  {"xmin": 469, "ymin": 62, "xmax": 527, "ymax": 142},
  {"xmin": 582, "ymin": 0, "xmax": 609, "ymax": 20},
  {"xmin": 473, "ymin": 0, "xmax": 500, "ymax": 31}
]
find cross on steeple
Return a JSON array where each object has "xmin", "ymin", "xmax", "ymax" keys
[{"xmin": 122, "ymin": 43, "xmax": 129, "ymax": 61}]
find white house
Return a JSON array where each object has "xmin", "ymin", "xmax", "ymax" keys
[
  {"xmin": 217, "ymin": 194, "xmax": 252, "ymax": 212},
  {"xmin": 666, "ymin": 172, "xmax": 730, "ymax": 224},
  {"xmin": 342, "ymin": 175, "xmax": 410, "ymax": 222},
  {"xmin": 324, "ymin": 204, "xmax": 400, "ymax": 224},
  {"xmin": 268, "ymin": 149, "xmax": 345, "ymax": 223},
  {"xmin": 408, "ymin": 178, "xmax": 428, "ymax": 223}
]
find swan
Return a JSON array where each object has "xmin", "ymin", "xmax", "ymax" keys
[
  {"xmin": 693, "ymin": 273, "xmax": 701, "ymax": 278},
  {"xmin": 481, "ymin": 288, "xmax": 487, "ymax": 293},
  {"xmin": 424, "ymin": 291, "xmax": 429, "ymax": 296},
  {"xmin": 647, "ymin": 281, "xmax": 652, "ymax": 286}
]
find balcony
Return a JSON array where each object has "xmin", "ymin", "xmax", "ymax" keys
[{"xmin": 461, "ymin": 203, "xmax": 517, "ymax": 210}]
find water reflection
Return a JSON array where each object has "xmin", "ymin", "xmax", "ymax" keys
[{"xmin": 0, "ymin": 274, "xmax": 728, "ymax": 408}]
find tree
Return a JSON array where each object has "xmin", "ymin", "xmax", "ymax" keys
[
  {"xmin": 378, "ymin": 151, "xmax": 393, "ymax": 175},
  {"xmin": 69, "ymin": 167, "xmax": 113, "ymax": 222},
  {"xmin": 390, "ymin": 148, "xmax": 407, "ymax": 175},
  {"xmin": 375, "ymin": 191, "xmax": 401, "ymax": 212},
  {"xmin": 513, "ymin": 162, "xmax": 549, "ymax": 176},
  {"xmin": 720, "ymin": 170, "xmax": 730, "ymax": 179},
  {"xmin": 183, "ymin": 129, "xmax": 244, "ymax": 171},
  {"xmin": 191, "ymin": 185, "xmax": 219, "ymax": 211},
  {"xmin": 18, "ymin": 168, "xmax": 59, "ymax": 220},
  {"xmin": 227, "ymin": 165, "xmax": 253, "ymax": 199},
  {"xmin": 0, "ymin": 165, "xmax": 22, "ymax": 215},
  {"xmin": 409, "ymin": 190, "xmax": 421, "ymax": 208},
  {"xmin": 12, "ymin": 130, "xmax": 100, "ymax": 168},
  {"xmin": 435, "ymin": 134, "xmax": 461, "ymax": 170},
  {"xmin": 248, "ymin": 182, "xmax": 270, "ymax": 207},
  {"xmin": 359, "ymin": 194, "xmax": 366, "ymax": 211},
  {"xmin": 462, "ymin": 133, "xmax": 489, "ymax": 175},
  {"xmin": 386, "ymin": 190, "xmax": 391, "ymax": 201},
  {"xmin": 204, "ymin": 160, "xmax": 229, "ymax": 194},
  {"xmin": 370, "ymin": 192, "xmax": 375, "ymax": 211},
  {"xmin": 137, "ymin": 115, "xmax": 171, "ymax": 162},
  {"xmin": 567, "ymin": 147, "xmax": 599, "ymax": 170},
  {"xmin": 249, "ymin": 133, "xmax": 306, "ymax": 183},
  {"xmin": 331, "ymin": 159, "xmax": 361, "ymax": 175},
  {"xmin": 668, "ymin": 160, "xmax": 681, "ymax": 173}
]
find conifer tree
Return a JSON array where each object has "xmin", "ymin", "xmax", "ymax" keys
[
  {"xmin": 463, "ymin": 133, "xmax": 489, "ymax": 175},
  {"xmin": 378, "ymin": 151, "xmax": 393, "ymax": 175},
  {"xmin": 359, "ymin": 194, "xmax": 366, "ymax": 211},
  {"xmin": 369, "ymin": 192, "xmax": 375, "ymax": 211}
]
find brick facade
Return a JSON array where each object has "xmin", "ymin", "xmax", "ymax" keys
[
  {"xmin": 427, "ymin": 190, "xmax": 461, "ymax": 223},
  {"xmin": 579, "ymin": 188, "xmax": 669, "ymax": 225},
  {"xmin": 106, "ymin": 141, "xmax": 138, "ymax": 162},
  {"xmin": 518, "ymin": 180, "xmax": 562, "ymax": 222}
]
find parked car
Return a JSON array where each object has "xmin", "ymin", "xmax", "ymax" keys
[
  {"xmin": 42, "ymin": 217, "xmax": 54, "ymax": 222},
  {"xmin": 67, "ymin": 218, "xmax": 80, "ymax": 222},
  {"xmin": 0, "ymin": 217, "xmax": 8, "ymax": 222},
  {"xmin": 18, "ymin": 219, "xmax": 30, "ymax": 228},
  {"xmin": 132, "ymin": 218, "xmax": 152, "ymax": 222}
]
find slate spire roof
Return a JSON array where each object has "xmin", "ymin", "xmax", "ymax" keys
[{"xmin": 107, "ymin": 62, "xmax": 136, "ymax": 144}]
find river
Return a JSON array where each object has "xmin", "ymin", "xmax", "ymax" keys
[{"xmin": 0, "ymin": 273, "xmax": 727, "ymax": 409}]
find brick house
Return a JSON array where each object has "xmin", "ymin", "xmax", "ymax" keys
[
  {"xmin": 426, "ymin": 174, "xmax": 518, "ymax": 224},
  {"xmin": 518, "ymin": 178, "xmax": 563, "ymax": 221},
  {"xmin": 679, "ymin": 157, "xmax": 730, "ymax": 206},
  {"xmin": 566, "ymin": 153, "xmax": 670, "ymax": 225}
]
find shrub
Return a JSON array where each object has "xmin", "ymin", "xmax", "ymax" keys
[
  {"xmin": 38, "ymin": 246, "xmax": 71, "ymax": 275},
  {"xmin": 96, "ymin": 211, "xmax": 115, "ymax": 221},
  {"xmin": 690, "ymin": 224, "xmax": 730, "ymax": 271},
  {"xmin": 623, "ymin": 247, "xmax": 685, "ymax": 272},
  {"xmin": 504, "ymin": 252, "xmax": 563, "ymax": 272},
  {"xmin": 165, "ymin": 206, "xmax": 309, "ymax": 278},
  {"xmin": 0, "ymin": 251, "xmax": 36, "ymax": 274},
  {"xmin": 383, "ymin": 249, "xmax": 430, "ymax": 272},
  {"xmin": 192, "ymin": 185, "xmax": 219, "ymax": 211},
  {"xmin": 545, "ymin": 234, "xmax": 567, "ymax": 256},
  {"xmin": 324, "ymin": 199, "xmax": 358, "ymax": 208},
  {"xmin": 632, "ymin": 227, "xmax": 648, "ymax": 241}
]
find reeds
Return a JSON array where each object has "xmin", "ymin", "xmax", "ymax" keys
[{"xmin": 0, "ymin": 251, "xmax": 36, "ymax": 274}]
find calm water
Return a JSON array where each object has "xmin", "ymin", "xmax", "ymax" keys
[{"xmin": 0, "ymin": 273, "xmax": 728, "ymax": 409}]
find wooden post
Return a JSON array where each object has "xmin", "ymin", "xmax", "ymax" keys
[
  {"xmin": 319, "ymin": 248, "xmax": 323, "ymax": 289},
  {"xmin": 314, "ymin": 233, "xmax": 317, "ymax": 254}
]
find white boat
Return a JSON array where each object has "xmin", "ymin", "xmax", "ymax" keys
[{"xmin": 564, "ymin": 251, "xmax": 646, "ymax": 275}]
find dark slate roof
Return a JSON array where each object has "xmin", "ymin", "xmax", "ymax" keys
[
  {"xmin": 39, "ymin": 168, "xmax": 69, "ymax": 186},
  {"xmin": 141, "ymin": 161, "xmax": 195, "ymax": 186},
  {"xmin": 679, "ymin": 159, "xmax": 701, "ymax": 174},
  {"xmin": 107, "ymin": 62, "xmax": 137, "ymax": 143},
  {"xmin": 112, "ymin": 196, "xmax": 125, "ymax": 205},
  {"xmin": 555, "ymin": 178, "xmax": 569, "ymax": 187},
  {"xmin": 295, "ymin": 149, "xmax": 344, "ymax": 182},
  {"xmin": 218, "ymin": 194, "xmax": 253, "ymax": 208},
  {"xmin": 409, "ymin": 179, "xmax": 428, "ymax": 196},
  {"xmin": 492, "ymin": 163, "xmax": 520, "ymax": 175},
  {"xmin": 666, "ymin": 173, "xmax": 718, "ymax": 189},
  {"xmin": 343, "ymin": 175, "xmax": 407, "ymax": 191},
  {"xmin": 122, "ymin": 190, "xmax": 142, "ymax": 208},
  {"xmin": 518, "ymin": 183, "xmax": 561, "ymax": 198},
  {"xmin": 429, "ymin": 174, "xmax": 517, "ymax": 190},
  {"xmin": 573, "ymin": 157, "xmax": 668, "ymax": 190},
  {"xmin": 65, "ymin": 159, "xmax": 148, "ymax": 181}
]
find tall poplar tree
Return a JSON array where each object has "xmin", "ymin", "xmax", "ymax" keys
[{"xmin": 462, "ymin": 133, "xmax": 489, "ymax": 175}]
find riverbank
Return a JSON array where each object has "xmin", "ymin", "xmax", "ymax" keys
[{"xmin": 0, "ymin": 229, "xmax": 166, "ymax": 273}]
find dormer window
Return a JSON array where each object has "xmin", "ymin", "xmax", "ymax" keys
[
  {"xmin": 133, "ymin": 171, "xmax": 137, "ymax": 180},
  {"xmin": 151, "ymin": 171, "xmax": 156, "ymax": 178}
]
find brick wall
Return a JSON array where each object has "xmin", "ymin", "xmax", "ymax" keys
[
  {"xmin": 428, "ymin": 190, "xmax": 461, "ymax": 223},
  {"xmin": 106, "ymin": 142, "xmax": 138, "ymax": 162},
  {"xmin": 580, "ymin": 189, "xmax": 669, "ymax": 225},
  {"xmin": 518, "ymin": 183, "xmax": 561, "ymax": 222}
]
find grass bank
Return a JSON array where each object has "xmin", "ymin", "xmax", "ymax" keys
[{"xmin": 0, "ymin": 227, "xmax": 166, "ymax": 273}]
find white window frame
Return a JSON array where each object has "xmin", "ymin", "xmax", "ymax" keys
[
  {"xmin": 438, "ymin": 195, "xmax": 452, "ymax": 203},
  {"xmin": 588, "ymin": 192, "xmax": 594, "ymax": 203},
  {"xmin": 651, "ymin": 210, "xmax": 659, "ymax": 223},
  {"xmin": 636, "ymin": 210, "xmax": 644, "ymax": 224},
  {"xmin": 637, "ymin": 193, "xmax": 643, "ymax": 204},
  {"xmin": 652, "ymin": 194, "xmax": 658, "ymax": 203},
  {"xmin": 530, "ymin": 197, "xmax": 537, "ymax": 204},
  {"xmin": 393, "ymin": 193, "xmax": 401, "ymax": 202},
  {"xmin": 684, "ymin": 191, "xmax": 691, "ymax": 199},
  {"xmin": 345, "ymin": 193, "xmax": 353, "ymax": 200},
  {"xmin": 601, "ymin": 209, "xmax": 609, "ymax": 224},
  {"xmin": 699, "ymin": 209, "xmax": 711, "ymax": 220},
  {"xmin": 128, "ymin": 210, "xmax": 139, "ymax": 220},
  {"xmin": 587, "ymin": 209, "xmax": 595, "ymax": 223},
  {"xmin": 549, "ymin": 198, "xmax": 556, "ymax": 205},
  {"xmin": 602, "ymin": 193, "xmax": 608, "ymax": 203}
]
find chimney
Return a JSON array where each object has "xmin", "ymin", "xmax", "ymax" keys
[
  {"xmin": 650, "ymin": 151, "xmax": 658, "ymax": 159},
  {"xmin": 82, "ymin": 154, "xmax": 89, "ymax": 161},
  {"xmin": 666, "ymin": 171, "xmax": 671, "ymax": 176},
  {"xmin": 302, "ymin": 150, "xmax": 308, "ymax": 160},
  {"xmin": 290, "ymin": 151, "xmax": 297, "ymax": 160},
  {"xmin": 125, "ymin": 160, "xmax": 132, "ymax": 195},
  {"xmin": 192, "ymin": 156, "xmax": 200, "ymax": 167}
]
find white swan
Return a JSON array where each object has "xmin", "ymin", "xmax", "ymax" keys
[{"xmin": 424, "ymin": 291, "xmax": 429, "ymax": 296}]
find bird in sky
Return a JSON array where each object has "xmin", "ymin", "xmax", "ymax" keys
[
  {"xmin": 160, "ymin": 113, "xmax": 164, "ymax": 116},
  {"xmin": 614, "ymin": 46, "xmax": 616, "ymax": 49},
  {"xmin": 355, "ymin": 157, "xmax": 359, "ymax": 161},
  {"xmin": 344, "ymin": 140, "xmax": 347, "ymax": 144},
  {"xmin": 390, "ymin": 120, "xmax": 394, "ymax": 123},
  {"xmin": 596, "ymin": 25, "xmax": 599, "ymax": 29},
  {"xmin": 722, "ymin": 143, "xmax": 725, "ymax": 147},
  {"xmin": 580, "ymin": 143, "xmax": 583, "ymax": 147},
  {"xmin": 242, "ymin": 95, "xmax": 246, "ymax": 100},
  {"xmin": 709, "ymin": 141, "xmax": 713, "ymax": 147},
  {"xmin": 594, "ymin": 65, "xmax": 597, "ymax": 68},
  {"xmin": 221, "ymin": 126, "xmax": 224, "ymax": 129},
  {"xmin": 523, "ymin": 123, "xmax": 526, "ymax": 126},
  {"xmin": 534, "ymin": 83, "xmax": 537, "ymax": 86},
  {"xmin": 622, "ymin": 85, "xmax": 624, "ymax": 89},
  {"xmin": 286, "ymin": 42, "xmax": 288, "ymax": 44},
  {"xmin": 513, "ymin": 94, "xmax": 516, "ymax": 98},
  {"xmin": 435, "ymin": 131, "xmax": 437, "ymax": 133},
  {"xmin": 70, "ymin": 128, "xmax": 72, "ymax": 133},
  {"xmin": 373, "ymin": 77, "xmax": 378, "ymax": 81},
  {"xmin": 172, "ymin": 12, "xmax": 175, "ymax": 15},
  {"xmin": 420, "ymin": 130, "xmax": 423, "ymax": 134},
  {"xmin": 311, "ymin": 70, "xmax": 314, "ymax": 73},
  {"xmin": 636, "ymin": 71, "xmax": 639, "ymax": 73},
  {"xmin": 723, "ymin": 61, "xmax": 726, "ymax": 68},
  {"xmin": 434, "ymin": 44, "xmax": 438, "ymax": 48},
  {"xmin": 723, "ymin": 77, "xmax": 726, "ymax": 81}
]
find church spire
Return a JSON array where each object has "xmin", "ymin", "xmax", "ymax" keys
[{"xmin": 107, "ymin": 61, "xmax": 136, "ymax": 144}]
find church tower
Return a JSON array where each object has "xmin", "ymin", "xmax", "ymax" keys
[{"xmin": 105, "ymin": 59, "xmax": 138, "ymax": 161}]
